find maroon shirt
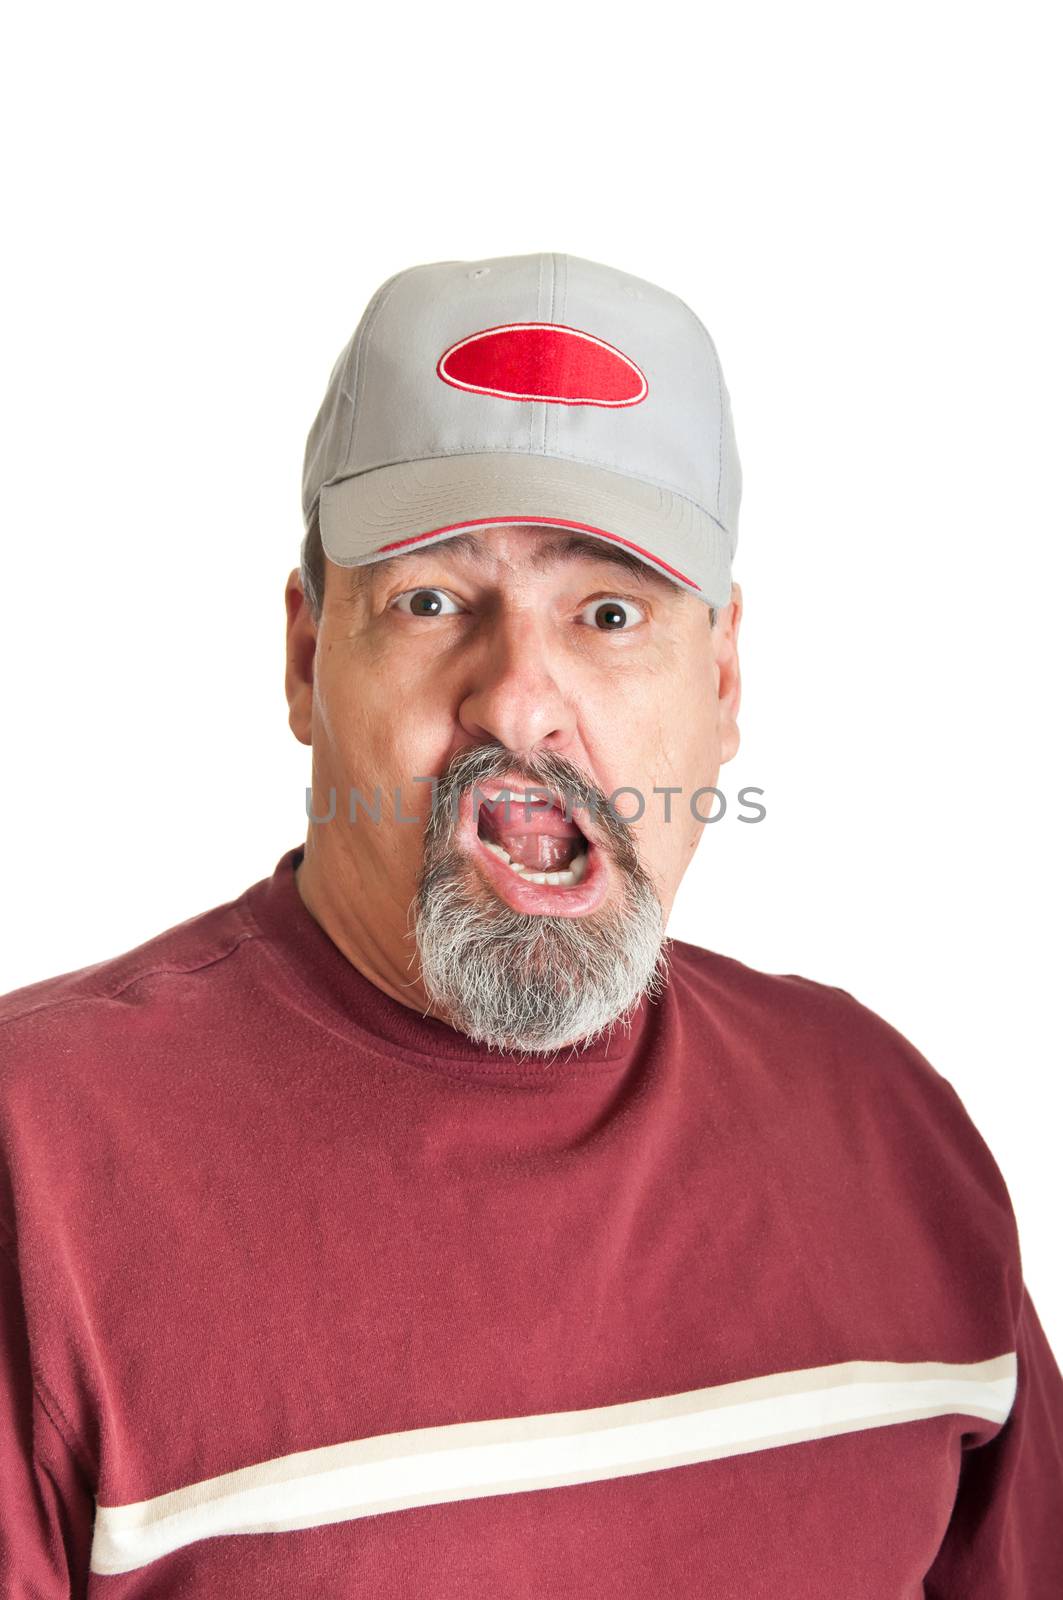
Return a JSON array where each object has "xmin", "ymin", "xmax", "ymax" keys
[{"xmin": 2, "ymin": 845, "xmax": 1061, "ymax": 1596}]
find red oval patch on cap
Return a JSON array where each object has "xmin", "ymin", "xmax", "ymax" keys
[{"xmin": 437, "ymin": 322, "xmax": 648, "ymax": 407}]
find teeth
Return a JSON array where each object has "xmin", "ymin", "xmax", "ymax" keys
[
  {"xmin": 480, "ymin": 839, "xmax": 589, "ymax": 887},
  {"xmin": 488, "ymin": 789, "xmax": 564, "ymax": 812}
]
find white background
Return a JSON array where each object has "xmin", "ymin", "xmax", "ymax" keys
[{"xmin": 2, "ymin": 6, "xmax": 1060, "ymax": 1352}]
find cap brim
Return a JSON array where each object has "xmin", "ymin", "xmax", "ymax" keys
[{"xmin": 316, "ymin": 453, "xmax": 733, "ymax": 607}]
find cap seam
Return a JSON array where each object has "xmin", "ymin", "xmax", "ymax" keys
[
  {"xmin": 345, "ymin": 269, "xmax": 408, "ymax": 472},
  {"xmin": 530, "ymin": 254, "xmax": 545, "ymax": 453},
  {"xmin": 685, "ymin": 306, "xmax": 728, "ymax": 520}
]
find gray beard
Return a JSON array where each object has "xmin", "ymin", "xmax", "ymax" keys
[{"xmin": 413, "ymin": 743, "xmax": 669, "ymax": 1056}]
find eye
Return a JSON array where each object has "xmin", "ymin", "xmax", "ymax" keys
[
  {"xmin": 391, "ymin": 587, "xmax": 464, "ymax": 617},
  {"xmin": 578, "ymin": 597, "xmax": 646, "ymax": 631}
]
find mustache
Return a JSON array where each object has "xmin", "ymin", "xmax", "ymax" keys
[{"xmin": 424, "ymin": 741, "xmax": 642, "ymax": 877}]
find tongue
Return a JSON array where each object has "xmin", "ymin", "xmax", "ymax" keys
[
  {"xmin": 499, "ymin": 833, "xmax": 581, "ymax": 871},
  {"xmin": 479, "ymin": 807, "xmax": 583, "ymax": 870}
]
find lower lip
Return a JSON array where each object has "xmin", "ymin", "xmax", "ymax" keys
[{"xmin": 456, "ymin": 793, "xmax": 610, "ymax": 918}]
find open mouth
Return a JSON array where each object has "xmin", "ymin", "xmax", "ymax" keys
[
  {"xmin": 457, "ymin": 780, "xmax": 608, "ymax": 916},
  {"xmin": 477, "ymin": 796, "xmax": 590, "ymax": 887}
]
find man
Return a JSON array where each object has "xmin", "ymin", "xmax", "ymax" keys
[{"xmin": 1, "ymin": 253, "xmax": 1060, "ymax": 1596}]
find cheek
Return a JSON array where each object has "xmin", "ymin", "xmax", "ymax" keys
[
  {"xmin": 313, "ymin": 647, "xmax": 456, "ymax": 827},
  {"xmin": 313, "ymin": 641, "xmax": 386, "ymax": 764},
  {"xmin": 614, "ymin": 686, "xmax": 719, "ymax": 879}
]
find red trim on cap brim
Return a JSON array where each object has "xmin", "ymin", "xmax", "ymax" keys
[{"xmin": 374, "ymin": 517, "xmax": 701, "ymax": 591}]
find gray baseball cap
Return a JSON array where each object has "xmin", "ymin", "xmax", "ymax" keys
[{"xmin": 302, "ymin": 252, "xmax": 741, "ymax": 607}]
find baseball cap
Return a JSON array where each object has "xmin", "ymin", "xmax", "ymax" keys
[{"xmin": 302, "ymin": 252, "xmax": 741, "ymax": 608}]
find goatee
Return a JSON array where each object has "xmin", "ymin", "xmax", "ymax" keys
[{"xmin": 413, "ymin": 743, "xmax": 668, "ymax": 1056}]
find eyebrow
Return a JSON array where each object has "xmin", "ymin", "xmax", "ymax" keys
[
  {"xmin": 530, "ymin": 533, "xmax": 663, "ymax": 585},
  {"xmin": 355, "ymin": 528, "xmax": 668, "ymax": 590}
]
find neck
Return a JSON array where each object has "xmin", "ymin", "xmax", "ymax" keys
[{"xmin": 294, "ymin": 834, "xmax": 445, "ymax": 1024}]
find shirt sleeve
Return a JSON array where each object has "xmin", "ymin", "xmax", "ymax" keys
[
  {"xmin": 924, "ymin": 1283, "xmax": 1063, "ymax": 1596},
  {"xmin": 0, "ymin": 1232, "xmax": 96, "ymax": 1599}
]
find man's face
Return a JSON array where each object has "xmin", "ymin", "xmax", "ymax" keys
[{"xmin": 285, "ymin": 524, "xmax": 742, "ymax": 1051}]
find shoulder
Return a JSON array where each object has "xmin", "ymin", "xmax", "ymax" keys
[
  {"xmin": 0, "ymin": 884, "xmax": 272, "ymax": 1257},
  {"xmin": 0, "ymin": 888, "xmax": 260, "ymax": 1071},
  {"xmin": 668, "ymin": 934, "xmax": 944, "ymax": 1080},
  {"xmin": 664, "ymin": 937, "xmax": 1018, "ymax": 1242},
  {"xmin": 664, "ymin": 935, "xmax": 914, "ymax": 1067},
  {"xmin": 665, "ymin": 935, "xmax": 861, "ymax": 1031}
]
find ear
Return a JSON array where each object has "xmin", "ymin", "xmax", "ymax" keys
[
  {"xmin": 284, "ymin": 568, "xmax": 316, "ymax": 747},
  {"xmin": 714, "ymin": 581, "xmax": 743, "ymax": 765}
]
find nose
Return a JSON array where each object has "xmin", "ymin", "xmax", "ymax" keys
[{"xmin": 457, "ymin": 608, "xmax": 577, "ymax": 759}]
